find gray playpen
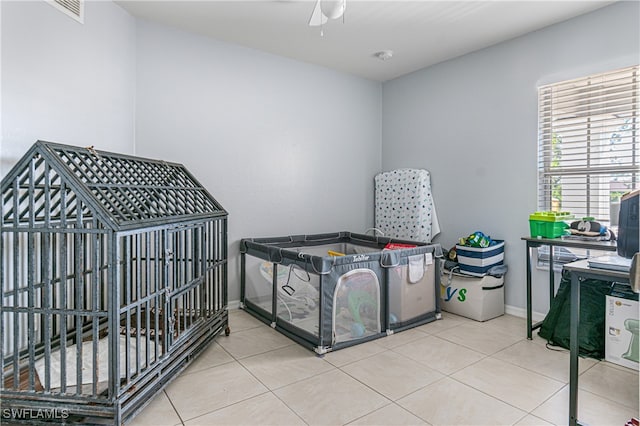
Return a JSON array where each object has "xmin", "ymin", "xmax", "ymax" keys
[
  {"xmin": 1, "ymin": 141, "xmax": 228, "ymax": 424},
  {"xmin": 241, "ymin": 232, "xmax": 441, "ymax": 354}
]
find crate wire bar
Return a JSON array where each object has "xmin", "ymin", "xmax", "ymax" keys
[{"xmin": 1, "ymin": 141, "xmax": 228, "ymax": 425}]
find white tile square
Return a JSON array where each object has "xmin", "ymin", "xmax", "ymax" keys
[
  {"xmin": 514, "ymin": 414, "xmax": 554, "ymax": 425},
  {"xmin": 239, "ymin": 344, "xmax": 333, "ymax": 390},
  {"xmin": 579, "ymin": 361, "xmax": 639, "ymax": 410},
  {"xmin": 480, "ymin": 314, "xmax": 527, "ymax": 338},
  {"xmin": 126, "ymin": 391, "xmax": 181, "ymax": 426},
  {"xmin": 274, "ymin": 369, "xmax": 389, "ymax": 425},
  {"xmin": 342, "ymin": 350, "xmax": 444, "ymax": 400},
  {"xmin": 493, "ymin": 339, "xmax": 597, "ymax": 382},
  {"xmin": 182, "ymin": 341, "xmax": 235, "ymax": 376},
  {"xmin": 416, "ymin": 312, "xmax": 472, "ymax": 335},
  {"xmin": 165, "ymin": 361, "xmax": 267, "ymax": 421},
  {"xmin": 393, "ymin": 334, "xmax": 485, "ymax": 375},
  {"xmin": 322, "ymin": 340, "xmax": 387, "ymax": 367},
  {"xmin": 228, "ymin": 309, "xmax": 266, "ymax": 332},
  {"xmin": 435, "ymin": 322, "xmax": 522, "ymax": 355},
  {"xmin": 376, "ymin": 328, "xmax": 429, "ymax": 349},
  {"xmin": 532, "ymin": 384, "xmax": 639, "ymax": 426},
  {"xmin": 347, "ymin": 403, "xmax": 430, "ymax": 425},
  {"xmin": 217, "ymin": 325, "xmax": 293, "ymax": 359},
  {"xmin": 451, "ymin": 357, "xmax": 565, "ymax": 412},
  {"xmin": 397, "ymin": 377, "xmax": 526, "ymax": 426},
  {"xmin": 183, "ymin": 392, "xmax": 305, "ymax": 425}
]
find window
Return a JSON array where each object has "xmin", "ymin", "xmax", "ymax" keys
[{"xmin": 537, "ymin": 65, "xmax": 639, "ymax": 225}]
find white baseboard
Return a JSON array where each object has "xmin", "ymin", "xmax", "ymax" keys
[
  {"xmin": 505, "ymin": 304, "xmax": 547, "ymax": 323},
  {"xmin": 230, "ymin": 299, "xmax": 548, "ymax": 324}
]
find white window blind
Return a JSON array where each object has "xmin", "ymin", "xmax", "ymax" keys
[{"xmin": 538, "ymin": 65, "xmax": 639, "ymax": 224}]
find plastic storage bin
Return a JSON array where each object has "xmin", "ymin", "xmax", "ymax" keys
[
  {"xmin": 455, "ymin": 240, "xmax": 504, "ymax": 276},
  {"xmin": 440, "ymin": 272, "xmax": 504, "ymax": 321},
  {"xmin": 529, "ymin": 211, "xmax": 573, "ymax": 238}
]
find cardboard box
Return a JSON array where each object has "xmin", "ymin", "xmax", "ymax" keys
[
  {"xmin": 605, "ymin": 289, "xmax": 639, "ymax": 370},
  {"xmin": 440, "ymin": 272, "xmax": 504, "ymax": 321}
]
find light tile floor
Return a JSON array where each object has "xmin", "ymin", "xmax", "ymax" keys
[{"xmin": 128, "ymin": 310, "xmax": 639, "ymax": 426}]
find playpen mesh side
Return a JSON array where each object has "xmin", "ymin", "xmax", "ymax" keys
[
  {"xmin": 244, "ymin": 257, "xmax": 321, "ymax": 337},
  {"xmin": 332, "ymin": 268, "xmax": 381, "ymax": 344},
  {"xmin": 243, "ymin": 241, "xmax": 390, "ymax": 338},
  {"xmin": 242, "ymin": 241, "xmax": 389, "ymax": 346},
  {"xmin": 241, "ymin": 233, "xmax": 440, "ymax": 352},
  {"xmin": 387, "ymin": 255, "xmax": 437, "ymax": 325}
]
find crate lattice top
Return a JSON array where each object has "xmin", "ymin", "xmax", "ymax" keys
[{"xmin": 1, "ymin": 141, "xmax": 226, "ymax": 230}]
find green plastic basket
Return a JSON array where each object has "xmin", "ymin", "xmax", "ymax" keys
[{"xmin": 529, "ymin": 211, "xmax": 574, "ymax": 238}]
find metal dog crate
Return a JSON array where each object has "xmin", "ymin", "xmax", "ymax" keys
[{"xmin": 1, "ymin": 141, "xmax": 228, "ymax": 425}]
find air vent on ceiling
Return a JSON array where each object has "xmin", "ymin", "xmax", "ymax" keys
[{"xmin": 48, "ymin": 0, "xmax": 84, "ymax": 24}]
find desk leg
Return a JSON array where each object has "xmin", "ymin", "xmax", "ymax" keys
[
  {"xmin": 569, "ymin": 273, "xmax": 580, "ymax": 426},
  {"xmin": 526, "ymin": 242, "xmax": 533, "ymax": 340},
  {"xmin": 549, "ymin": 245, "xmax": 555, "ymax": 307}
]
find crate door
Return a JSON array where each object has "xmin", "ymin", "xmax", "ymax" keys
[
  {"xmin": 332, "ymin": 269, "xmax": 381, "ymax": 345},
  {"xmin": 164, "ymin": 224, "xmax": 207, "ymax": 349}
]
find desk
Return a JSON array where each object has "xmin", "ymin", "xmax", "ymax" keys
[
  {"xmin": 563, "ymin": 260, "xmax": 630, "ymax": 426},
  {"xmin": 522, "ymin": 237, "xmax": 617, "ymax": 339}
]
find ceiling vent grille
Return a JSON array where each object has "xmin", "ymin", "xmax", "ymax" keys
[{"xmin": 48, "ymin": 0, "xmax": 84, "ymax": 24}]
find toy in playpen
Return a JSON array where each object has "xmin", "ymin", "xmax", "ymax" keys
[{"xmin": 333, "ymin": 269, "xmax": 380, "ymax": 343}]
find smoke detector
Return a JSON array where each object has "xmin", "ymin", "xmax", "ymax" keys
[{"xmin": 374, "ymin": 50, "xmax": 394, "ymax": 61}]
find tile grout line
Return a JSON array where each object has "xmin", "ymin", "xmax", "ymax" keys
[{"xmin": 162, "ymin": 389, "xmax": 186, "ymax": 426}]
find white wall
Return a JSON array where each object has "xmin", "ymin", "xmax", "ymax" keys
[
  {"xmin": 0, "ymin": 0, "xmax": 136, "ymax": 177},
  {"xmin": 134, "ymin": 20, "xmax": 382, "ymax": 302},
  {"xmin": 381, "ymin": 1, "xmax": 640, "ymax": 316},
  {"xmin": 4, "ymin": 0, "xmax": 636, "ymax": 316}
]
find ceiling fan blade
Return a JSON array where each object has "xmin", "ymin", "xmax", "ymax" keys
[{"xmin": 308, "ymin": 0, "xmax": 328, "ymax": 26}]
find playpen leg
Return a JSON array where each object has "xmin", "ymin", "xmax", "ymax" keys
[{"xmin": 225, "ymin": 326, "xmax": 231, "ymax": 336}]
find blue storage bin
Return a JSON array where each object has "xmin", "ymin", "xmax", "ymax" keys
[{"xmin": 455, "ymin": 240, "xmax": 505, "ymax": 276}]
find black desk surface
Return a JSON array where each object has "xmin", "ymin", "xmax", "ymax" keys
[{"xmin": 521, "ymin": 236, "xmax": 617, "ymax": 251}]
